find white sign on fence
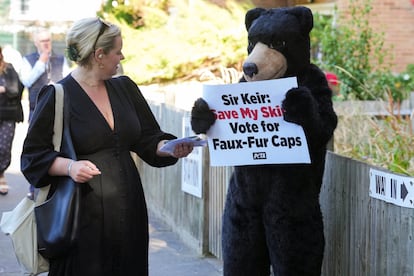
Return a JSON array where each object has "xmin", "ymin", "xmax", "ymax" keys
[
  {"xmin": 202, "ymin": 77, "xmax": 310, "ymax": 166},
  {"xmin": 369, "ymin": 168, "xmax": 414, "ymax": 208},
  {"xmin": 181, "ymin": 116, "xmax": 203, "ymax": 198}
]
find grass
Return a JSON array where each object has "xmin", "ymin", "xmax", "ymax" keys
[{"xmin": 334, "ymin": 99, "xmax": 414, "ymax": 176}]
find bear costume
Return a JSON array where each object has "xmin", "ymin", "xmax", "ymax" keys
[{"xmin": 191, "ymin": 6, "xmax": 337, "ymax": 276}]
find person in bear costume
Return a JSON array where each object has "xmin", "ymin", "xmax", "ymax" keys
[{"xmin": 191, "ymin": 6, "xmax": 338, "ymax": 276}]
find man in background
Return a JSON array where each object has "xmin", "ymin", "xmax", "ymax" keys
[
  {"xmin": 20, "ymin": 27, "xmax": 71, "ymax": 122},
  {"xmin": 20, "ymin": 27, "xmax": 71, "ymax": 199}
]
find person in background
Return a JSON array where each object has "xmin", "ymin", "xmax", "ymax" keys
[
  {"xmin": 20, "ymin": 17, "xmax": 193, "ymax": 275},
  {"xmin": 20, "ymin": 27, "xmax": 71, "ymax": 199},
  {"xmin": 2, "ymin": 44, "xmax": 23, "ymax": 74},
  {"xmin": 20, "ymin": 27, "xmax": 71, "ymax": 121},
  {"xmin": 0, "ymin": 46, "xmax": 24, "ymax": 195}
]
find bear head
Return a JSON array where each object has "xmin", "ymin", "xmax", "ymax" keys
[{"xmin": 242, "ymin": 6, "xmax": 313, "ymax": 82}]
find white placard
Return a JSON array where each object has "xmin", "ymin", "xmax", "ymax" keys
[
  {"xmin": 369, "ymin": 168, "xmax": 414, "ymax": 208},
  {"xmin": 181, "ymin": 116, "xmax": 203, "ymax": 198},
  {"xmin": 202, "ymin": 77, "xmax": 310, "ymax": 166}
]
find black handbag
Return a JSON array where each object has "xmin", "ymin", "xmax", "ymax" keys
[
  {"xmin": 35, "ymin": 177, "xmax": 80, "ymax": 259},
  {"xmin": 34, "ymin": 83, "xmax": 81, "ymax": 259}
]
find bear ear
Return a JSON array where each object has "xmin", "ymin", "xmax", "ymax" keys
[
  {"xmin": 245, "ymin": 8, "xmax": 266, "ymax": 31},
  {"xmin": 287, "ymin": 6, "xmax": 314, "ymax": 35}
]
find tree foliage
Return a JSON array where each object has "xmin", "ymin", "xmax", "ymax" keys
[{"xmin": 98, "ymin": 0, "xmax": 253, "ymax": 84}]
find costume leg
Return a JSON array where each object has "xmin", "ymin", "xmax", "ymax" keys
[
  {"xmin": 264, "ymin": 203, "xmax": 325, "ymax": 276},
  {"xmin": 222, "ymin": 184, "xmax": 270, "ymax": 276}
]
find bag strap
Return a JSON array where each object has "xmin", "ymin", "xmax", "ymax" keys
[
  {"xmin": 36, "ymin": 84, "xmax": 64, "ymax": 204},
  {"xmin": 52, "ymin": 84, "xmax": 64, "ymax": 151}
]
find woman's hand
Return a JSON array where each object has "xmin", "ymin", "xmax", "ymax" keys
[
  {"xmin": 49, "ymin": 157, "xmax": 101, "ymax": 183},
  {"xmin": 157, "ymin": 140, "xmax": 194, "ymax": 158},
  {"xmin": 68, "ymin": 160, "xmax": 101, "ymax": 183},
  {"xmin": 171, "ymin": 142, "xmax": 194, "ymax": 158}
]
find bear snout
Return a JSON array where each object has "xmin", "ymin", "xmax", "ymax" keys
[
  {"xmin": 242, "ymin": 42, "xmax": 288, "ymax": 81},
  {"xmin": 243, "ymin": 62, "xmax": 258, "ymax": 78}
]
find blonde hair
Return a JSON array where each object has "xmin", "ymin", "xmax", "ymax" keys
[{"xmin": 66, "ymin": 18, "xmax": 121, "ymax": 67}]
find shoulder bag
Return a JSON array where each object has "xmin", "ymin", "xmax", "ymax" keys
[{"xmin": 34, "ymin": 83, "xmax": 81, "ymax": 259}]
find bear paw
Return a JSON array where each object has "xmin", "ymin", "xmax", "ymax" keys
[
  {"xmin": 282, "ymin": 87, "xmax": 319, "ymax": 126},
  {"xmin": 191, "ymin": 98, "xmax": 216, "ymax": 134}
]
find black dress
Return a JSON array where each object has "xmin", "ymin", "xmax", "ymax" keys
[{"xmin": 21, "ymin": 75, "xmax": 178, "ymax": 276}]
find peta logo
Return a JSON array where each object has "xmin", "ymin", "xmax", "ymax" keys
[{"xmin": 253, "ymin": 152, "xmax": 267, "ymax": 160}]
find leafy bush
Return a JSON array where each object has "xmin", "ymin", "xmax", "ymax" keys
[
  {"xmin": 99, "ymin": 0, "xmax": 171, "ymax": 28},
  {"xmin": 372, "ymin": 68, "xmax": 413, "ymax": 104}
]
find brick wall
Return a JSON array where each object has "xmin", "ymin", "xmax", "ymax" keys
[{"xmin": 371, "ymin": 0, "xmax": 414, "ymax": 72}]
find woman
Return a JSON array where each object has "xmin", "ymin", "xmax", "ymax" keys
[
  {"xmin": 21, "ymin": 18, "xmax": 193, "ymax": 275},
  {"xmin": 0, "ymin": 46, "xmax": 24, "ymax": 195}
]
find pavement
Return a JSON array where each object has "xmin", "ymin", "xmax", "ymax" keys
[{"xmin": 0, "ymin": 100, "xmax": 223, "ymax": 275}]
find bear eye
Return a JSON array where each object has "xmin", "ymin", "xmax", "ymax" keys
[
  {"xmin": 269, "ymin": 41, "xmax": 286, "ymax": 51},
  {"xmin": 247, "ymin": 40, "xmax": 256, "ymax": 52}
]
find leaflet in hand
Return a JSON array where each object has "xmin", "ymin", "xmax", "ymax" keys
[{"xmin": 159, "ymin": 135, "xmax": 207, "ymax": 154}]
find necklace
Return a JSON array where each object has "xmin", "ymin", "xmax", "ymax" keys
[
  {"xmin": 73, "ymin": 70, "xmax": 101, "ymax": 87},
  {"xmin": 79, "ymin": 79, "xmax": 100, "ymax": 87}
]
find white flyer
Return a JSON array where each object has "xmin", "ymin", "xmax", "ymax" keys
[{"xmin": 159, "ymin": 136, "xmax": 207, "ymax": 155}]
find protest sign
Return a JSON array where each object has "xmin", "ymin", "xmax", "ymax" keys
[{"xmin": 203, "ymin": 77, "xmax": 310, "ymax": 166}]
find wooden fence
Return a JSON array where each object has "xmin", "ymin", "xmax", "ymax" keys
[
  {"xmin": 321, "ymin": 153, "xmax": 414, "ymax": 276},
  {"xmin": 207, "ymin": 166, "xmax": 232, "ymax": 260},
  {"xmin": 135, "ymin": 91, "xmax": 414, "ymax": 274}
]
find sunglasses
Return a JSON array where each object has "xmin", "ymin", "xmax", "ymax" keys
[{"xmin": 92, "ymin": 18, "xmax": 111, "ymax": 51}]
